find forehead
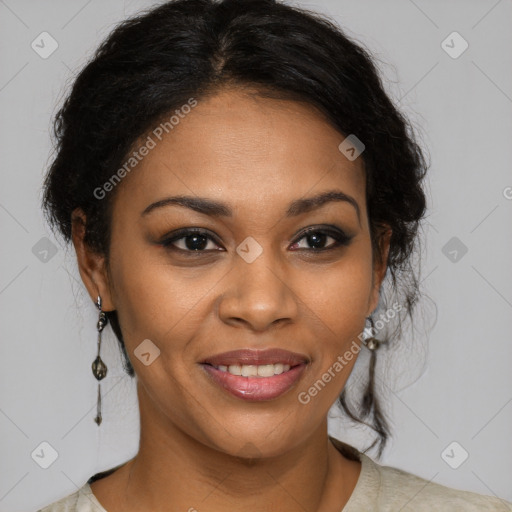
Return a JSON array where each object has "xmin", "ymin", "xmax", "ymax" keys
[{"xmin": 112, "ymin": 88, "xmax": 366, "ymax": 220}]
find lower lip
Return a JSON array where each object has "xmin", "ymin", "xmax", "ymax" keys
[{"xmin": 200, "ymin": 363, "xmax": 307, "ymax": 401}]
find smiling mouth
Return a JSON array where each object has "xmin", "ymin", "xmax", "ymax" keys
[{"xmin": 200, "ymin": 362, "xmax": 308, "ymax": 401}]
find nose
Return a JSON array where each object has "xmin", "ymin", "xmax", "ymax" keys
[{"xmin": 217, "ymin": 248, "xmax": 299, "ymax": 332}]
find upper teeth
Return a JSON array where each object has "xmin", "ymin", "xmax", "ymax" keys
[{"xmin": 214, "ymin": 363, "xmax": 292, "ymax": 377}]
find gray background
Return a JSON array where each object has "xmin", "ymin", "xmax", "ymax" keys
[{"xmin": 0, "ymin": 0, "xmax": 511, "ymax": 510}]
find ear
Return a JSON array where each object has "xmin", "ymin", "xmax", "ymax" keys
[
  {"xmin": 71, "ymin": 208, "xmax": 115, "ymax": 311},
  {"xmin": 366, "ymin": 224, "xmax": 392, "ymax": 316}
]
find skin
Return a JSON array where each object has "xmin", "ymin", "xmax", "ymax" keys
[{"xmin": 72, "ymin": 87, "xmax": 391, "ymax": 512}]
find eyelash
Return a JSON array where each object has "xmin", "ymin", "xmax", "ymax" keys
[{"xmin": 160, "ymin": 226, "xmax": 353, "ymax": 255}]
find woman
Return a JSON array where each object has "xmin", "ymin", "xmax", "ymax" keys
[{"xmin": 38, "ymin": 0, "xmax": 511, "ymax": 510}]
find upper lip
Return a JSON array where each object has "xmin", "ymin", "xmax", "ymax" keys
[{"xmin": 201, "ymin": 348, "xmax": 309, "ymax": 367}]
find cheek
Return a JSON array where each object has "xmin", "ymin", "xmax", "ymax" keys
[
  {"xmin": 108, "ymin": 243, "xmax": 218, "ymax": 358},
  {"xmin": 294, "ymin": 253, "xmax": 373, "ymax": 411},
  {"xmin": 296, "ymin": 245, "xmax": 374, "ymax": 339}
]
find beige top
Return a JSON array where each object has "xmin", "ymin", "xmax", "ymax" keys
[{"xmin": 38, "ymin": 438, "xmax": 512, "ymax": 512}]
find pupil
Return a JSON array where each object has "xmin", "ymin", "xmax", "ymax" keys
[
  {"xmin": 186, "ymin": 234, "xmax": 208, "ymax": 251},
  {"xmin": 308, "ymin": 232, "xmax": 326, "ymax": 249}
]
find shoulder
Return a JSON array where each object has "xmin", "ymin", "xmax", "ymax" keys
[
  {"xmin": 370, "ymin": 456, "xmax": 512, "ymax": 511},
  {"xmin": 37, "ymin": 483, "xmax": 106, "ymax": 512},
  {"xmin": 38, "ymin": 489, "xmax": 80, "ymax": 512},
  {"xmin": 329, "ymin": 437, "xmax": 512, "ymax": 512}
]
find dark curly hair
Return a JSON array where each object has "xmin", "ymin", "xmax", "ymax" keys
[{"xmin": 41, "ymin": 0, "xmax": 429, "ymax": 458}]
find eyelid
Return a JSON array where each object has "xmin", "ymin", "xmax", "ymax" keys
[{"xmin": 293, "ymin": 225, "xmax": 350, "ymax": 240}]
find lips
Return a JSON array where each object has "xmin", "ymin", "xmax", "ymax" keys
[
  {"xmin": 201, "ymin": 348, "xmax": 309, "ymax": 367},
  {"xmin": 201, "ymin": 363, "xmax": 307, "ymax": 401}
]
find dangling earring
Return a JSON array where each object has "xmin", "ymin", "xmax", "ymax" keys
[
  {"xmin": 92, "ymin": 295, "xmax": 108, "ymax": 425},
  {"xmin": 363, "ymin": 316, "xmax": 381, "ymax": 351}
]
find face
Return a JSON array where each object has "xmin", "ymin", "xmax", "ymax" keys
[{"xmin": 74, "ymin": 87, "xmax": 390, "ymax": 458}]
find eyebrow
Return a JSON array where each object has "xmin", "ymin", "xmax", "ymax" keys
[{"xmin": 141, "ymin": 189, "xmax": 361, "ymax": 223}]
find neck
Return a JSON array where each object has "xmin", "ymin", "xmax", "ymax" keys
[{"xmin": 115, "ymin": 382, "xmax": 360, "ymax": 512}]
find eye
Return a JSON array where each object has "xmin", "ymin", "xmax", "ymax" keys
[
  {"xmin": 289, "ymin": 226, "xmax": 353, "ymax": 251},
  {"xmin": 161, "ymin": 228, "xmax": 223, "ymax": 253},
  {"xmin": 160, "ymin": 225, "xmax": 353, "ymax": 255}
]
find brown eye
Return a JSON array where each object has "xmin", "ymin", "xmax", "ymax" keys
[
  {"xmin": 290, "ymin": 227, "xmax": 353, "ymax": 251},
  {"xmin": 161, "ymin": 229, "xmax": 223, "ymax": 253}
]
